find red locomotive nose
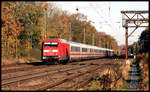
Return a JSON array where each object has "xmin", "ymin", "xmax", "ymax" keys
[
  {"xmin": 43, "ymin": 49, "xmax": 58, "ymax": 56},
  {"xmin": 43, "ymin": 42, "xmax": 59, "ymax": 56}
]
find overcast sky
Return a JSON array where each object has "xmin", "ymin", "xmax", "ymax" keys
[{"xmin": 52, "ymin": 1, "xmax": 148, "ymax": 46}]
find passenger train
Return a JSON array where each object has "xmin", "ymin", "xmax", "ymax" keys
[{"xmin": 41, "ymin": 38, "xmax": 114, "ymax": 64}]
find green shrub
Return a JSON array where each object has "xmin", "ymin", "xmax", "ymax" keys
[
  {"xmin": 119, "ymin": 80, "xmax": 130, "ymax": 90},
  {"xmin": 87, "ymin": 81, "xmax": 101, "ymax": 91}
]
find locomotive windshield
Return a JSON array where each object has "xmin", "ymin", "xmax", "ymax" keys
[{"xmin": 44, "ymin": 42, "xmax": 58, "ymax": 47}]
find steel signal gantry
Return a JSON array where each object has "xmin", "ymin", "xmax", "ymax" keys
[{"xmin": 121, "ymin": 10, "xmax": 149, "ymax": 59}]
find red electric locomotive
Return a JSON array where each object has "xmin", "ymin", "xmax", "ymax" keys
[
  {"xmin": 41, "ymin": 37, "xmax": 114, "ymax": 64},
  {"xmin": 42, "ymin": 38, "xmax": 70, "ymax": 64}
]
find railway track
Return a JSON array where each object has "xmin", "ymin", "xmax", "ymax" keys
[
  {"xmin": 47, "ymin": 62, "xmax": 120, "ymax": 91},
  {"xmin": 2, "ymin": 63, "xmax": 26, "ymax": 68},
  {"xmin": 2, "ymin": 59, "xmax": 124, "ymax": 91},
  {"xmin": 40, "ymin": 65, "xmax": 101, "ymax": 90},
  {"xmin": 46, "ymin": 65, "xmax": 103, "ymax": 91},
  {"xmin": 2, "ymin": 59, "xmax": 102, "ymax": 87},
  {"xmin": 2, "ymin": 64, "xmax": 90, "ymax": 86},
  {"xmin": 2, "ymin": 62, "xmax": 48, "ymax": 74}
]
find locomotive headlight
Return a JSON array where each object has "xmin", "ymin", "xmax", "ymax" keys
[
  {"xmin": 43, "ymin": 56, "xmax": 46, "ymax": 59},
  {"xmin": 44, "ymin": 50, "xmax": 50, "ymax": 52},
  {"xmin": 52, "ymin": 50, "xmax": 58, "ymax": 52}
]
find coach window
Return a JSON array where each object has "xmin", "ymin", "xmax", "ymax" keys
[
  {"xmin": 99, "ymin": 50, "xmax": 101, "ymax": 53},
  {"xmin": 100, "ymin": 50, "xmax": 102, "ymax": 53},
  {"xmin": 76, "ymin": 47, "xmax": 80, "ymax": 52},
  {"xmin": 94, "ymin": 49, "xmax": 96, "ymax": 53},
  {"xmin": 71, "ymin": 46, "xmax": 80, "ymax": 52},
  {"xmin": 91, "ymin": 49, "xmax": 94, "ymax": 53},
  {"xmin": 71, "ymin": 46, "xmax": 75, "ymax": 52},
  {"xmin": 90, "ymin": 49, "xmax": 92, "ymax": 52},
  {"xmin": 103, "ymin": 50, "xmax": 105, "ymax": 53},
  {"xmin": 82, "ymin": 48, "xmax": 87, "ymax": 52},
  {"xmin": 95, "ymin": 50, "xmax": 97, "ymax": 53},
  {"xmin": 93, "ymin": 49, "xmax": 95, "ymax": 53}
]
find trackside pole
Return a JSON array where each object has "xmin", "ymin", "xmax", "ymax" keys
[{"xmin": 125, "ymin": 27, "xmax": 128, "ymax": 59}]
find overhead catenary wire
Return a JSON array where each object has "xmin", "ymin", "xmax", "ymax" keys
[{"xmin": 89, "ymin": 3, "xmax": 123, "ymax": 42}]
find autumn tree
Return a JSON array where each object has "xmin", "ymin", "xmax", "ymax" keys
[
  {"xmin": 68, "ymin": 13, "xmax": 88, "ymax": 43},
  {"xmin": 97, "ymin": 32, "xmax": 119, "ymax": 54},
  {"xmin": 2, "ymin": 1, "xmax": 49, "ymax": 59},
  {"xmin": 138, "ymin": 28, "xmax": 149, "ymax": 53},
  {"xmin": 14, "ymin": 2, "xmax": 49, "ymax": 58},
  {"xmin": 2, "ymin": 1, "xmax": 23, "ymax": 58},
  {"xmin": 46, "ymin": 3, "xmax": 63, "ymax": 38}
]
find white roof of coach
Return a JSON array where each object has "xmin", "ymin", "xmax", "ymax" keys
[
  {"xmin": 69, "ymin": 41, "xmax": 89, "ymax": 48},
  {"xmin": 69, "ymin": 41, "xmax": 106, "ymax": 51}
]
